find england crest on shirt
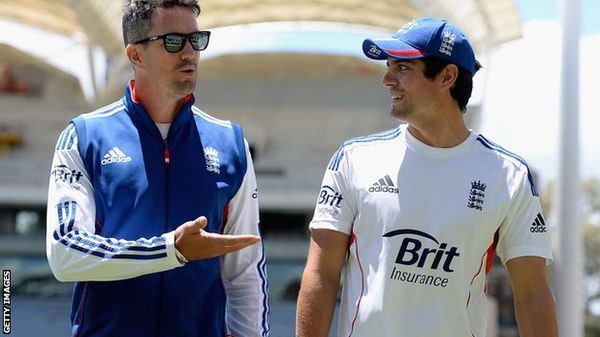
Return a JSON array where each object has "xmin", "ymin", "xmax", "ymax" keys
[{"xmin": 467, "ymin": 180, "xmax": 486, "ymax": 211}]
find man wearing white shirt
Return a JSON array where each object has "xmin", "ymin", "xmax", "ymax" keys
[{"xmin": 296, "ymin": 17, "xmax": 557, "ymax": 337}]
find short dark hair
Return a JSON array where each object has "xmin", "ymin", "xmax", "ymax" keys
[
  {"xmin": 122, "ymin": 0, "xmax": 201, "ymax": 46},
  {"xmin": 421, "ymin": 57, "xmax": 482, "ymax": 113}
]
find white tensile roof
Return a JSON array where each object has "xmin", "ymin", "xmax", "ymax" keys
[{"xmin": 0, "ymin": 0, "xmax": 521, "ymax": 57}]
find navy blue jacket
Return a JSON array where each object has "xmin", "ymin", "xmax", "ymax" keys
[{"xmin": 46, "ymin": 83, "xmax": 269, "ymax": 337}]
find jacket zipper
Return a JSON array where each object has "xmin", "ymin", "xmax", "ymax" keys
[
  {"xmin": 157, "ymin": 140, "xmax": 170, "ymax": 337},
  {"xmin": 164, "ymin": 145, "xmax": 171, "ymax": 166}
]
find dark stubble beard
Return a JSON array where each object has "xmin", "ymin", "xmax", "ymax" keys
[
  {"xmin": 172, "ymin": 78, "xmax": 197, "ymax": 97},
  {"xmin": 389, "ymin": 105, "xmax": 413, "ymax": 120},
  {"xmin": 171, "ymin": 60, "xmax": 198, "ymax": 98}
]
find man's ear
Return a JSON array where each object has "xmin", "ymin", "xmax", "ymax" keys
[
  {"xmin": 126, "ymin": 44, "xmax": 144, "ymax": 70},
  {"xmin": 439, "ymin": 63, "xmax": 459, "ymax": 90}
]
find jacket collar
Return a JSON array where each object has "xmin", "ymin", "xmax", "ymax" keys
[
  {"xmin": 124, "ymin": 80, "xmax": 196, "ymax": 139},
  {"xmin": 127, "ymin": 80, "xmax": 195, "ymax": 104},
  {"xmin": 123, "ymin": 80, "xmax": 196, "ymax": 137}
]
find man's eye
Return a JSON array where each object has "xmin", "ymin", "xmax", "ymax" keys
[{"xmin": 398, "ymin": 64, "xmax": 408, "ymax": 71}]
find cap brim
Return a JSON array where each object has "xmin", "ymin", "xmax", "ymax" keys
[{"xmin": 362, "ymin": 38, "xmax": 426, "ymax": 60}]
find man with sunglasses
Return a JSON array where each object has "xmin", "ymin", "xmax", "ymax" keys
[{"xmin": 46, "ymin": 1, "xmax": 269, "ymax": 336}]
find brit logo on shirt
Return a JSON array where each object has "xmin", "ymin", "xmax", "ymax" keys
[
  {"xmin": 204, "ymin": 147, "xmax": 220, "ymax": 174},
  {"xmin": 467, "ymin": 180, "xmax": 486, "ymax": 211}
]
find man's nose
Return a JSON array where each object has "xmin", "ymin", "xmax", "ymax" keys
[
  {"xmin": 180, "ymin": 39, "xmax": 197, "ymax": 59},
  {"xmin": 381, "ymin": 70, "xmax": 397, "ymax": 88}
]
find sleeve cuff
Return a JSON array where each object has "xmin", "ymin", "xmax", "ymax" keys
[
  {"xmin": 501, "ymin": 245, "xmax": 554, "ymax": 266},
  {"xmin": 164, "ymin": 231, "xmax": 186, "ymax": 267},
  {"xmin": 309, "ymin": 221, "xmax": 352, "ymax": 235}
]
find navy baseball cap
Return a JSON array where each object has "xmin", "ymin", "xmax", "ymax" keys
[{"xmin": 362, "ymin": 17, "xmax": 477, "ymax": 75}]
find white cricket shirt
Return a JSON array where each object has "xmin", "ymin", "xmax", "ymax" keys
[{"xmin": 309, "ymin": 124, "xmax": 552, "ymax": 337}]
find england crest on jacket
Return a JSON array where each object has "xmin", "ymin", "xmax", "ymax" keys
[{"xmin": 204, "ymin": 146, "xmax": 220, "ymax": 174}]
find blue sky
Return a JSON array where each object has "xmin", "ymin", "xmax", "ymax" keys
[{"xmin": 516, "ymin": 0, "xmax": 600, "ymax": 35}]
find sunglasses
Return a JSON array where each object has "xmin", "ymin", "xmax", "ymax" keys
[{"xmin": 134, "ymin": 31, "xmax": 211, "ymax": 53}]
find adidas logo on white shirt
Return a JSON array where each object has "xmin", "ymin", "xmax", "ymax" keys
[
  {"xmin": 101, "ymin": 147, "xmax": 132, "ymax": 166},
  {"xmin": 530, "ymin": 213, "xmax": 547, "ymax": 233},
  {"xmin": 369, "ymin": 175, "xmax": 399, "ymax": 194}
]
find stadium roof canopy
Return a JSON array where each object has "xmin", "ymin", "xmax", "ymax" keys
[
  {"xmin": 0, "ymin": 0, "xmax": 522, "ymax": 101},
  {"xmin": 0, "ymin": 0, "xmax": 521, "ymax": 54}
]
